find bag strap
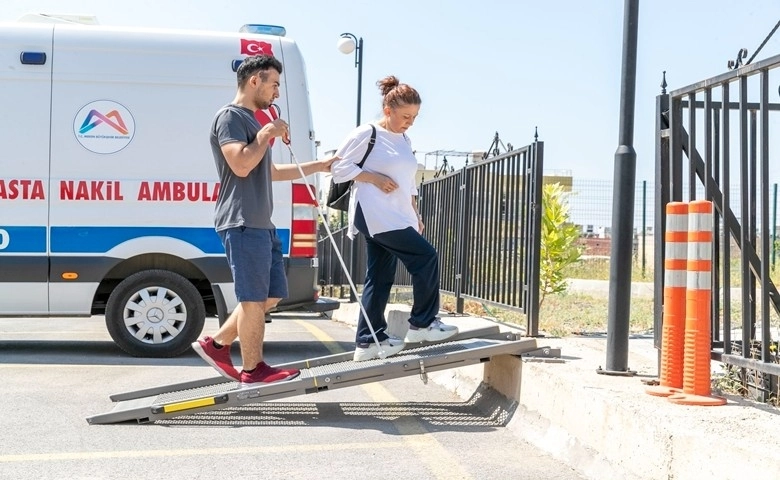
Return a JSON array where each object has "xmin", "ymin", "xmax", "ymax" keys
[{"xmin": 356, "ymin": 125, "xmax": 376, "ymax": 168}]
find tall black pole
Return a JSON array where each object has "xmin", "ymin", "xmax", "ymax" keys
[
  {"xmin": 356, "ymin": 37, "xmax": 363, "ymax": 126},
  {"xmin": 601, "ymin": 0, "xmax": 639, "ymax": 375},
  {"xmin": 349, "ymin": 37, "xmax": 363, "ymax": 302},
  {"xmin": 341, "ymin": 33, "xmax": 363, "ymax": 303}
]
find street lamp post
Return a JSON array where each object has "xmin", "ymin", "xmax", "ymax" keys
[
  {"xmin": 338, "ymin": 32, "xmax": 363, "ymax": 303},
  {"xmin": 338, "ymin": 33, "xmax": 363, "ymax": 126}
]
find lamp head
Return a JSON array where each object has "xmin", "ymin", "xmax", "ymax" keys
[{"xmin": 337, "ymin": 36, "xmax": 356, "ymax": 54}]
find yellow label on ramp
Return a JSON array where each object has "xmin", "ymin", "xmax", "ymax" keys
[{"xmin": 161, "ymin": 397, "xmax": 216, "ymax": 413}]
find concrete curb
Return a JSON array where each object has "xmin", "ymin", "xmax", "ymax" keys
[
  {"xmin": 512, "ymin": 336, "xmax": 780, "ymax": 480},
  {"xmin": 329, "ymin": 302, "xmax": 780, "ymax": 479}
]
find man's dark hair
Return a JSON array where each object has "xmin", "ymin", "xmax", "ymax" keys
[{"xmin": 236, "ymin": 55, "xmax": 283, "ymax": 87}]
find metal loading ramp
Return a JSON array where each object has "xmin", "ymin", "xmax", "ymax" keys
[{"xmin": 87, "ymin": 329, "xmax": 543, "ymax": 425}]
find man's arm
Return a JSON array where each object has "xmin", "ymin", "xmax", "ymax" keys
[
  {"xmin": 221, "ymin": 119, "xmax": 288, "ymax": 177},
  {"xmin": 271, "ymin": 156, "xmax": 338, "ymax": 181}
]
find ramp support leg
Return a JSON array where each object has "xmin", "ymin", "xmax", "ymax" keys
[{"xmin": 484, "ymin": 355, "xmax": 523, "ymax": 401}]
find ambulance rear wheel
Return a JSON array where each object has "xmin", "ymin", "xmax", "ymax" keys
[{"xmin": 106, "ymin": 269, "xmax": 205, "ymax": 358}]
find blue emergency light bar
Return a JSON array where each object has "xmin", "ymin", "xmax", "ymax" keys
[{"xmin": 239, "ymin": 24, "xmax": 286, "ymax": 36}]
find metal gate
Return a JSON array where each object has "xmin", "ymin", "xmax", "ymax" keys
[
  {"xmin": 318, "ymin": 139, "xmax": 543, "ymax": 336},
  {"xmin": 655, "ymin": 56, "xmax": 780, "ymax": 401}
]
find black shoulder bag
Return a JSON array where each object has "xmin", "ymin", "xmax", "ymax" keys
[{"xmin": 326, "ymin": 125, "xmax": 376, "ymax": 211}]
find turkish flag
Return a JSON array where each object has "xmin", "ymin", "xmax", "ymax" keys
[{"xmin": 240, "ymin": 39, "xmax": 274, "ymax": 56}]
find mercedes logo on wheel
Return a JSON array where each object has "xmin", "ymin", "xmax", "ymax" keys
[{"xmin": 147, "ymin": 308, "xmax": 165, "ymax": 323}]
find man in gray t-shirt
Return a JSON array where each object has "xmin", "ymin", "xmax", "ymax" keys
[
  {"xmin": 211, "ymin": 104, "xmax": 274, "ymax": 230},
  {"xmin": 192, "ymin": 55, "xmax": 336, "ymax": 387}
]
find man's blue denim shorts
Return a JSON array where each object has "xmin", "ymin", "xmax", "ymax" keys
[{"xmin": 218, "ymin": 226, "xmax": 288, "ymax": 303}]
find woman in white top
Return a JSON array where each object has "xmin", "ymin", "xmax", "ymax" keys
[{"xmin": 331, "ymin": 76, "xmax": 459, "ymax": 362}]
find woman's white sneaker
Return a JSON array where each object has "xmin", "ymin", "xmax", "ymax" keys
[
  {"xmin": 404, "ymin": 318, "xmax": 459, "ymax": 343},
  {"xmin": 353, "ymin": 336, "xmax": 405, "ymax": 362}
]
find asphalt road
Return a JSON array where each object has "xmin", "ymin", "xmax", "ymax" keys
[{"xmin": 0, "ymin": 313, "xmax": 585, "ymax": 480}]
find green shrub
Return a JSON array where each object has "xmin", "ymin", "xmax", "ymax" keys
[{"xmin": 539, "ymin": 183, "xmax": 582, "ymax": 307}]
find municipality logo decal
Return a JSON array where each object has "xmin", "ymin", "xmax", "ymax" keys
[
  {"xmin": 79, "ymin": 109, "xmax": 129, "ymax": 135},
  {"xmin": 74, "ymin": 100, "xmax": 135, "ymax": 154}
]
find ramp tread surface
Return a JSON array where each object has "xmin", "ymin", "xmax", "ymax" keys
[{"xmin": 88, "ymin": 337, "xmax": 536, "ymax": 424}]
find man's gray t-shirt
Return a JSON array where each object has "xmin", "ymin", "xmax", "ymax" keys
[{"xmin": 210, "ymin": 105, "xmax": 274, "ymax": 231}]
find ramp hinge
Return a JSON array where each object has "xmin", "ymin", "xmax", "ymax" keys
[
  {"xmin": 419, "ymin": 359, "xmax": 428, "ymax": 384},
  {"xmin": 521, "ymin": 346, "xmax": 564, "ymax": 363}
]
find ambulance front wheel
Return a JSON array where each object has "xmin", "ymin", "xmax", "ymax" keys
[{"xmin": 105, "ymin": 269, "xmax": 206, "ymax": 358}]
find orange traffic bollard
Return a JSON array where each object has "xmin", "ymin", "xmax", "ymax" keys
[
  {"xmin": 668, "ymin": 200, "xmax": 726, "ymax": 406},
  {"xmin": 646, "ymin": 202, "xmax": 688, "ymax": 397}
]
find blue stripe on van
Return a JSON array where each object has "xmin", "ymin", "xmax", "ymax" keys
[
  {"xmin": 276, "ymin": 228, "xmax": 290, "ymax": 255},
  {"xmin": 50, "ymin": 226, "xmax": 223, "ymax": 254},
  {"xmin": 48, "ymin": 227, "xmax": 290, "ymax": 254},
  {"xmin": 50, "ymin": 226, "xmax": 291, "ymax": 255},
  {"xmin": 0, "ymin": 227, "xmax": 47, "ymax": 253}
]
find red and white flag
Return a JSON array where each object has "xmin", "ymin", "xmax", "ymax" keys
[{"xmin": 240, "ymin": 39, "xmax": 273, "ymax": 56}]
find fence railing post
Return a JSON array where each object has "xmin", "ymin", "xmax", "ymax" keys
[
  {"xmin": 642, "ymin": 179, "xmax": 647, "ymax": 276},
  {"xmin": 773, "ymin": 182, "xmax": 778, "ymax": 269},
  {"xmin": 454, "ymin": 168, "xmax": 468, "ymax": 314},
  {"xmin": 526, "ymin": 139, "xmax": 543, "ymax": 336},
  {"xmin": 654, "ymin": 79, "xmax": 671, "ymax": 353}
]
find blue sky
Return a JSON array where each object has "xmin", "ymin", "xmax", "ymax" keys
[{"xmin": 4, "ymin": 0, "xmax": 780, "ymax": 183}]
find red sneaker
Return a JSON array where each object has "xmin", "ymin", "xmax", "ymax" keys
[
  {"xmin": 240, "ymin": 362, "xmax": 300, "ymax": 387},
  {"xmin": 191, "ymin": 337, "xmax": 240, "ymax": 381}
]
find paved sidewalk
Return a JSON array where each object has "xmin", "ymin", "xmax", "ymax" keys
[
  {"xmin": 329, "ymin": 301, "xmax": 780, "ymax": 480},
  {"xmin": 567, "ymin": 278, "xmax": 654, "ymax": 298}
]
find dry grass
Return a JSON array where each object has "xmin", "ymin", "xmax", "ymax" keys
[
  {"xmin": 537, "ymin": 293, "xmax": 654, "ymax": 337},
  {"xmin": 564, "ymin": 255, "xmax": 780, "ymax": 287},
  {"xmin": 437, "ymin": 291, "xmax": 654, "ymax": 338},
  {"xmin": 563, "ymin": 257, "xmax": 654, "ymax": 283},
  {"xmin": 380, "ymin": 253, "xmax": 780, "ymax": 338}
]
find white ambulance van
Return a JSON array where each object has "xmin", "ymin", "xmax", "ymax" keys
[{"xmin": 0, "ymin": 15, "xmax": 336, "ymax": 357}]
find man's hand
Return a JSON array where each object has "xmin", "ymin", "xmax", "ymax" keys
[{"xmin": 257, "ymin": 118, "xmax": 289, "ymax": 144}]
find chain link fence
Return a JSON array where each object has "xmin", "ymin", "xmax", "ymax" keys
[{"xmin": 567, "ymin": 179, "xmax": 780, "ymax": 275}]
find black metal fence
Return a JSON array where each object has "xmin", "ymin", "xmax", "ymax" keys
[
  {"xmin": 317, "ymin": 140, "xmax": 544, "ymax": 336},
  {"xmin": 656, "ymin": 56, "xmax": 780, "ymax": 401}
]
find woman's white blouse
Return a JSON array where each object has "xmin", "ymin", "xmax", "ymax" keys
[{"xmin": 331, "ymin": 123, "xmax": 419, "ymax": 239}]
